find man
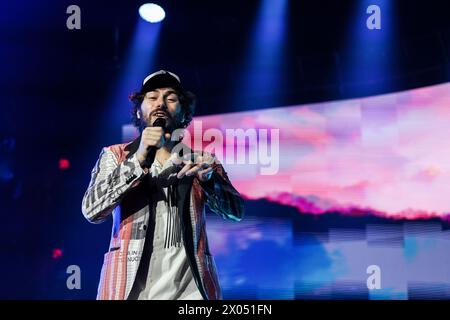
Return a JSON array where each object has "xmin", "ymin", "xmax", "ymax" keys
[{"xmin": 81, "ymin": 70, "xmax": 244, "ymax": 300}]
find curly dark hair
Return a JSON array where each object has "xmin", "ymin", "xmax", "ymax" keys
[{"xmin": 129, "ymin": 88, "xmax": 196, "ymax": 129}]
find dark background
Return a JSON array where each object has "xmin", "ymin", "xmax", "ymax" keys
[{"xmin": 1, "ymin": 0, "xmax": 450, "ymax": 299}]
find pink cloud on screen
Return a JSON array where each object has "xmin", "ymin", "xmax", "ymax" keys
[{"xmin": 185, "ymin": 82, "xmax": 450, "ymax": 220}]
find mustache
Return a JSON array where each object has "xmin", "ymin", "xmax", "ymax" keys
[{"xmin": 149, "ymin": 109, "xmax": 172, "ymax": 120}]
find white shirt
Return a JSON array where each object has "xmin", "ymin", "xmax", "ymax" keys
[{"xmin": 137, "ymin": 158, "xmax": 203, "ymax": 300}]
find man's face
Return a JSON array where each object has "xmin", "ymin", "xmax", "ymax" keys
[{"xmin": 139, "ymin": 87, "xmax": 184, "ymax": 132}]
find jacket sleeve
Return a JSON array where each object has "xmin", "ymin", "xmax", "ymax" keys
[
  {"xmin": 199, "ymin": 161, "xmax": 244, "ymax": 222},
  {"xmin": 81, "ymin": 147, "xmax": 147, "ymax": 224}
]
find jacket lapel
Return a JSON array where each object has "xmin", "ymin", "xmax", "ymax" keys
[{"xmin": 124, "ymin": 135, "xmax": 141, "ymax": 159}]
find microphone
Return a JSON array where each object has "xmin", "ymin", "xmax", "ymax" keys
[
  {"xmin": 142, "ymin": 117, "xmax": 166, "ymax": 168},
  {"xmin": 152, "ymin": 117, "xmax": 166, "ymax": 129}
]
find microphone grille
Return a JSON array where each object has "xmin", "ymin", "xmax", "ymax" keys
[{"xmin": 152, "ymin": 117, "xmax": 166, "ymax": 128}]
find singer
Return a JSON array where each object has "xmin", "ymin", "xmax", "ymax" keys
[{"xmin": 81, "ymin": 70, "xmax": 244, "ymax": 300}]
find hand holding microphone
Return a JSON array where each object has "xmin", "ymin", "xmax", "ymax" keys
[{"xmin": 136, "ymin": 117, "xmax": 171, "ymax": 168}]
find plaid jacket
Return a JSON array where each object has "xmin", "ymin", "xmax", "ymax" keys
[{"xmin": 81, "ymin": 137, "xmax": 244, "ymax": 300}]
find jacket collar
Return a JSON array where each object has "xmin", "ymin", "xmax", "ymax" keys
[{"xmin": 124, "ymin": 135, "xmax": 141, "ymax": 159}]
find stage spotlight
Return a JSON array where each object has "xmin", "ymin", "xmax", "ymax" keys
[
  {"xmin": 139, "ymin": 3, "xmax": 165, "ymax": 23},
  {"xmin": 232, "ymin": 0, "xmax": 288, "ymax": 110}
]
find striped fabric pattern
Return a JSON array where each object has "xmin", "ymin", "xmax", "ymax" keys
[{"xmin": 81, "ymin": 139, "xmax": 244, "ymax": 300}]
